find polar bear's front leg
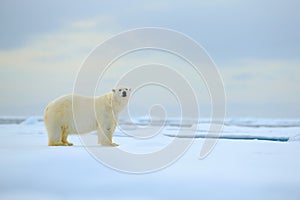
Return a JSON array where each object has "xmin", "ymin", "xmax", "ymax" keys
[
  {"xmin": 97, "ymin": 125, "xmax": 118, "ymax": 147},
  {"xmin": 97, "ymin": 126, "xmax": 110, "ymax": 146},
  {"xmin": 107, "ymin": 125, "xmax": 118, "ymax": 146}
]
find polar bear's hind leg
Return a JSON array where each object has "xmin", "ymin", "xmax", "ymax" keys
[
  {"xmin": 47, "ymin": 126, "xmax": 65, "ymax": 146},
  {"xmin": 61, "ymin": 126, "xmax": 73, "ymax": 146},
  {"xmin": 46, "ymin": 125, "xmax": 73, "ymax": 146}
]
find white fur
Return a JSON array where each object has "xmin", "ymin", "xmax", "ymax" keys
[{"xmin": 44, "ymin": 88, "xmax": 130, "ymax": 146}]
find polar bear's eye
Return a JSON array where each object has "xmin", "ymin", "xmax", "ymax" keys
[{"xmin": 119, "ymin": 89, "xmax": 122, "ymax": 92}]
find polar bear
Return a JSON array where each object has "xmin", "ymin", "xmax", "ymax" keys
[{"xmin": 44, "ymin": 88, "xmax": 131, "ymax": 146}]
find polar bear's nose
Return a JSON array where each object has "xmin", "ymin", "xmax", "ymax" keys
[{"xmin": 122, "ymin": 91, "xmax": 127, "ymax": 97}]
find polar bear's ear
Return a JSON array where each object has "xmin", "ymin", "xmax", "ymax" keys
[
  {"xmin": 112, "ymin": 89, "xmax": 116, "ymax": 93},
  {"xmin": 129, "ymin": 88, "xmax": 131, "ymax": 91}
]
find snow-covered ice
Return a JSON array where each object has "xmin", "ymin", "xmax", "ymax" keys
[{"xmin": 1, "ymin": 117, "xmax": 300, "ymax": 200}]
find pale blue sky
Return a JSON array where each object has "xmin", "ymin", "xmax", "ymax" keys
[{"xmin": 0, "ymin": 0, "xmax": 299, "ymax": 118}]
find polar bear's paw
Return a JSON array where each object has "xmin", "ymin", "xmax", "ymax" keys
[
  {"xmin": 48, "ymin": 141, "xmax": 73, "ymax": 146},
  {"xmin": 48, "ymin": 142, "xmax": 67, "ymax": 146},
  {"xmin": 63, "ymin": 142, "xmax": 73, "ymax": 146},
  {"xmin": 111, "ymin": 143, "xmax": 119, "ymax": 147},
  {"xmin": 99, "ymin": 141, "xmax": 119, "ymax": 147}
]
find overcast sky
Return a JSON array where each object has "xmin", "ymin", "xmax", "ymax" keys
[{"xmin": 0, "ymin": 0, "xmax": 299, "ymax": 118}]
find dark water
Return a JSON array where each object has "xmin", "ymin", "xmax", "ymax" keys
[{"xmin": 164, "ymin": 133, "xmax": 289, "ymax": 142}]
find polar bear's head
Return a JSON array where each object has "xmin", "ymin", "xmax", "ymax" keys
[{"xmin": 112, "ymin": 87, "xmax": 131, "ymax": 100}]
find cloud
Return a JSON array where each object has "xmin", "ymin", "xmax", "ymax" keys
[
  {"xmin": 70, "ymin": 19, "xmax": 99, "ymax": 29},
  {"xmin": 0, "ymin": 17, "xmax": 118, "ymax": 115},
  {"xmin": 221, "ymin": 59, "xmax": 300, "ymax": 105},
  {"xmin": 0, "ymin": 0, "xmax": 299, "ymax": 117},
  {"xmin": 70, "ymin": 16, "xmax": 116, "ymax": 29},
  {"xmin": 0, "ymin": 18, "xmax": 115, "ymax": 71}
]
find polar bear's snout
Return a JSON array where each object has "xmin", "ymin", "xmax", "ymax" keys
[{"xmin": 122, "ymin": 91, "xmax": 127, "ymax": 97}]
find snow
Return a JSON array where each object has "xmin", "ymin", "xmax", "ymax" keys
[
  {"xmin": 289, "ymin": 134, "xmax": 300, "ymax": 142},
  {"xmin": 1, "ymin": 117, "xmax": 300, "ymax": 200},
  {"xmin": 19, "ymin": 116, "xmax": 42, "ymax": 126}
]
